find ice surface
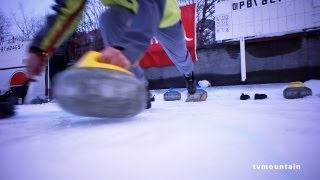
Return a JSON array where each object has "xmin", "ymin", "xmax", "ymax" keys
[{"xmin": 0, "ymin": 80, "xmax": 319, "ymax": 180}]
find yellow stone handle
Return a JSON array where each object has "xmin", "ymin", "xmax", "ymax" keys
[
  {"xmin": 74, "ymin": 51, "xmax": 134, "ymax": 76},
  {"xmin": 289, "ymin": 81, "xmax": 305, "ymax": 88}
]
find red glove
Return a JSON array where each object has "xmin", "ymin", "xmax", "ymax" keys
[{"xmin": 27, "ymin": 48, "xmax": 48, "ymax": 78}]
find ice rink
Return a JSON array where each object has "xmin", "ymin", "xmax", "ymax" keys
[{"xmin": 0, "ymin": 80, "xmax": 319, "ymax": 180}]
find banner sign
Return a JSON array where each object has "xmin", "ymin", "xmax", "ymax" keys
[
  {"xmin": 139, "ymin": 3, "xmax": 197, "ymax": 68},
  {"xmin": 0, "ymin": 41, "xmax": 30, "ymax": 69},
  {"xmin": 215, "ymin": 0, "xmax": 320, "ymax": 41}
]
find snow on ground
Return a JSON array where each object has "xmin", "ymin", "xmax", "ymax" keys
[{"xmin": 0, "ymin": 80, "xmax": 319, "ymax": 180}]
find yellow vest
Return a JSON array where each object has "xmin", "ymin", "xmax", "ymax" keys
[{"xmin": 101, "ymin": 0, "xmax": 181, "ymax": 28}]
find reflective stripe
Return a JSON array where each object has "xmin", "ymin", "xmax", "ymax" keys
[
  {"xmin": 160, "ymin": 0, "xmax": 181, "ymax": 28},
  {"xmin": 40, "ymin": 0, "xmax": 86, "ymax": 53}
]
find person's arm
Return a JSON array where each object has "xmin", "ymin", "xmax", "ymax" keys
[{"xmin": 28, "ymin": 0, "xmax": 86, "ymax": 77}]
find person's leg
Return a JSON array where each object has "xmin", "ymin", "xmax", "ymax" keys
[
  {"xmin": 155, "ymin": 20, "xmax": 196, "ymax": 94},
  {"xmin": 99, "ymin": 2, "xmax": 164, "ymax": 85},
  {"xmin": 155, "ymin": 20, "xmax": 194, "ymax": 76},
  {"xmin": 99, "ymin": 2, "xmax": 165, "ymax": 107}
]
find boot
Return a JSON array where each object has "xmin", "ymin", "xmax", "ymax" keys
[
  {"xmin": 240, "ymin": 93, "xmax": 250, "ymax": 100},
  {"xmin": 146, "ymin": 88, "xmax": 155, "ymax": 109},
  {"xmin": 184, "ymin": 72, "xmax": 196, "ymax": 94},
  {"xmin": 0, "ymin": 93, "xmax": 16, "ymax": 119}
]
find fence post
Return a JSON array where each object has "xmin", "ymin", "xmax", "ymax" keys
[{"xmin": 240, "ymin": 38, "xmax": 246, "ymax": 82}]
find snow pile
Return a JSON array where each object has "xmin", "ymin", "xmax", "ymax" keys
[{"xmin": 197, "ymin": 80, "xmax": 211, "ymax": 88}]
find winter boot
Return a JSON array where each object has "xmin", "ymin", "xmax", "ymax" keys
[
  {"xmin": 254, "ymin": 93, "xmax": 267, "ymax": 100},
  {"xmin": 0, "ymin": 92, "xmax": 16, "ymax": 119},
  {"xmin": 184, "ymin": 72, "xmax": 196, "ymax": 94},
  {"xmin": 146, "ymin": 89, "xmax": 155, "ymax": 109},
  {"xmin": 240, "ymin": 93, "xmax": 250, "ymax": 100},
  {"xmin": 0, "ymin": 102, "xmax": 15, "ymax": 119}
]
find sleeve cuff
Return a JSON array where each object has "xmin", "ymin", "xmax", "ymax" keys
[{"xmin": 29, "ymin": 46, "xmax": 49, "ymax": 58}]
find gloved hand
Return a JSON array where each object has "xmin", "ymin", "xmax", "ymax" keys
[{"xmin": 27, "ymin": 52, "xmax": 48, "ymax": 78}]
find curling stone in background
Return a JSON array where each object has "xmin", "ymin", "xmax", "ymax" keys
[
  {"xmin": 163, "ymin": 88, "xmax": 181, "ymax": 101},
  {"xmin": 283, "ymin": 81, "xmax": 312, "ymax": 99},
  {"xmin": 186, "ymin": 88, "xmax": 208, "ymax": 102},
  {"xmin": 185, "ymin": 80, "xmax": 209, "ymax": 102},
  {"xmin": 53, "ymin": 51, "xmax": 147, "ymax": 118}
]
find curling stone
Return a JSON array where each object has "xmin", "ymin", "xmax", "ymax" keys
[
  {"xmin": 53, "ymin": 51, "xmax": 147, "ymax": 118},
  {"xmin": 283, "ymin": 81, "xmax": 312, "ymax": 99},
  {"xmin": 163, "ymin": 88, "xmax": 181, "ymax": 101}
]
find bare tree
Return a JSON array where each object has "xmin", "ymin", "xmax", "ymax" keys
[
  {"xmin": 0, "ymin": 11, "xmax": 11, "ymax": 42},
  {"xmin": 67, "ymin": 0, "xmax": 106, "ymax": 61},
  {"xmin": 76, "ymin": 0, "xmax": 106, "ymax": 34},
  {"xmin": 179, "ymin": 0, "xmax": 216, "ymax": 47},
  {"xmin": 11, "ymin": 1, "xmax": 45, "ymax": 41},
  {"xmin": 196, "ymin": 0, "xmax": 216, "ymax": 47}
]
